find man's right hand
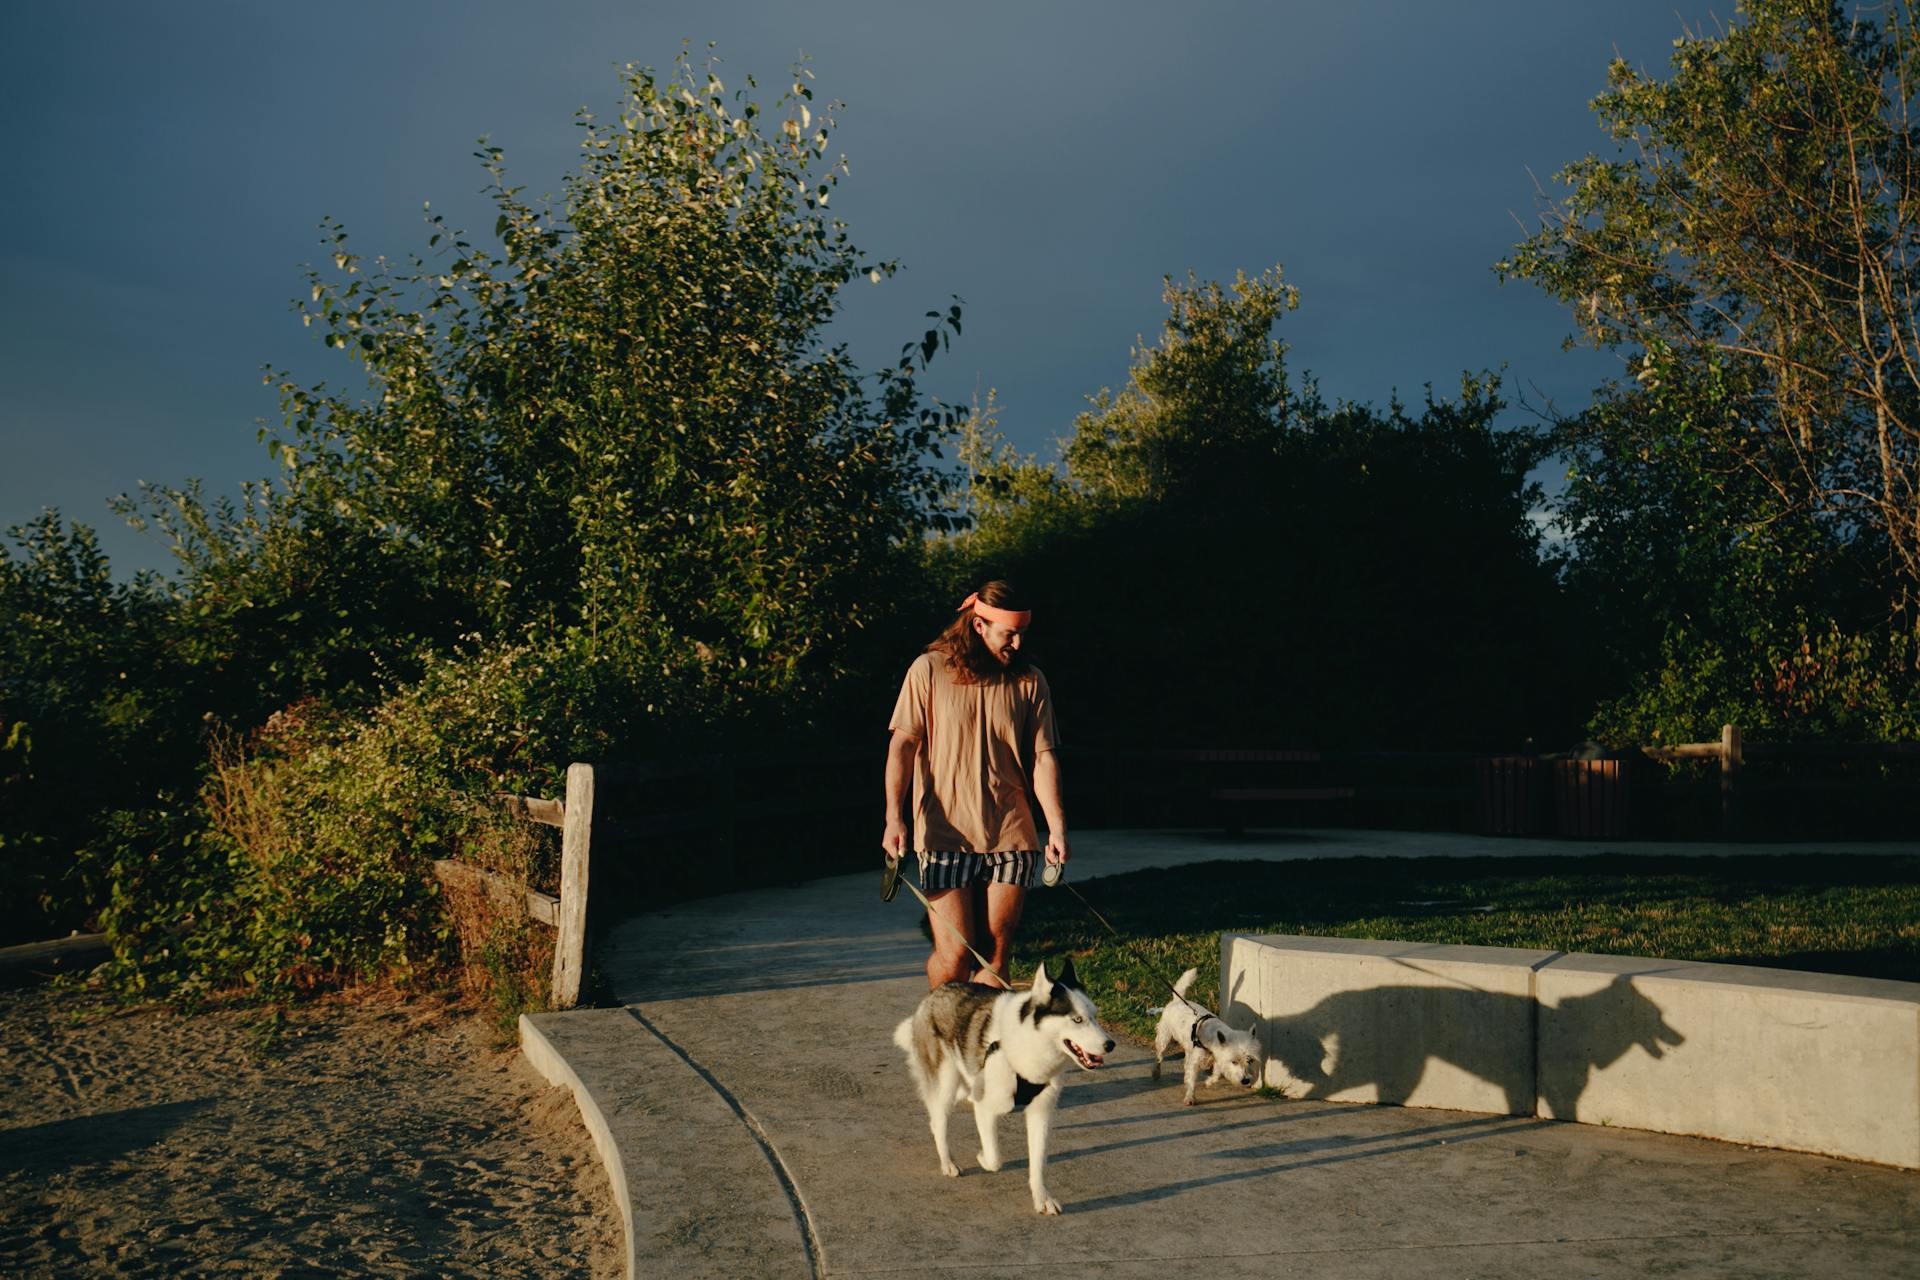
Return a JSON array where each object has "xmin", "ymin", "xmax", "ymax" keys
[{"xmin": 882, "ymin": 817, "xmax": 908, "ymax": 862}]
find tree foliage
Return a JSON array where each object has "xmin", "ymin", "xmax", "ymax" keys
[
  {"xmin": 0, "ymin": 514, "xmax": 179, "ymax": 942},
  {"xmin": 1503, "ymin": 0, "xmax": 1920, "ymax": 740},
  {"xmin": 226, "ymin": 49, "xmax": 961, "ymax": 727},
  {"xmin": 18, "ymin": 49, "xmax": 970, "ymax": 994},
  {"xmin": 941, "ymin": 270, "xmax": 1578, "ymax": 750},
  {"xmin": 1062, "ymin": 269, "xmax": 1299, "ymax": 504},
  {"xmin": 1502, "ymin": 0, "xmax": 1920, "ymax": 606}
]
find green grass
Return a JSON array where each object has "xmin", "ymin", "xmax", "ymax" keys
[{"xmin": 1008, "ymin": 855, "xmax": 1920, "ymax": 1042}]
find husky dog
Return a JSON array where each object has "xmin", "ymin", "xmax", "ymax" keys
[
  {"xmin": 1152, "ymin": 967, "xmax": 1262, "ymax": 1105},
  {"xmin": 892, "ymin": 958, "xmax": 1114, "ymax": 1215}
]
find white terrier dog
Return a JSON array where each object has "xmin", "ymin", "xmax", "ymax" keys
[{"xmin": 1152, "ymin": 967, "xmax": 1262, "ymax": 1105}]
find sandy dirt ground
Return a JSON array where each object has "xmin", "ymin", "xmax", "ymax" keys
[{"xmin": 0, "ymin": 986, "xmax": 621, "ymax": 1278}]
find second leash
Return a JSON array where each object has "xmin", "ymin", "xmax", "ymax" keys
[{"xmin": 1055, "ymin": 877, "xmax": 1201, "ymax": 1013}]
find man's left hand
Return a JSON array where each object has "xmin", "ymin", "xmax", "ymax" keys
[{"xmin": 1045, "ymin": 831, "xmax": 1070, "ymax": 865}]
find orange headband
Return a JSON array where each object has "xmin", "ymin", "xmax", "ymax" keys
[{"xmin": 959, "ymin": 591, "xmax": 1031, "ymax": 629}]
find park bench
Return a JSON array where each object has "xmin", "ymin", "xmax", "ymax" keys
[{"xmin": 1151, "ymin": 748, "xmax": 1357, "ymax": 834}]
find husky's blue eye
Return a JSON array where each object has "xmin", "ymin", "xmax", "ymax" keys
[{"xmin": 1072, "ymin": 1015, "xmax": 1084, "ymax": 1024}]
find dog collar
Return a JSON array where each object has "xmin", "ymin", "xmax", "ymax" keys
[{"xmin": 1186, "ymin": 1011, "xmax": 1217, "ymax": 1052}]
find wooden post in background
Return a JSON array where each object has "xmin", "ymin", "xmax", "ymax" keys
[
  {"xmin": 551, "ymin": 761, "xmax": 594, "ymax": 1009},
  {"xmin": 1720, "ymin": 722, "xmax": 1742, "ymax": 839}
]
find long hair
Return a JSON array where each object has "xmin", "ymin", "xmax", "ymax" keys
[{"xmin": 927, "ymin": 579, "xmax": 1030, "ymax": 683}]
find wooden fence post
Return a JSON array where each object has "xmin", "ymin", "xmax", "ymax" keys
[
  {"xmin": 1720, "ymin": 723, "xmax": 1742, "ymax": 839},
  {"xmin": 551, "ymin": 761, "xmax": 594, "ymax": 1009}
]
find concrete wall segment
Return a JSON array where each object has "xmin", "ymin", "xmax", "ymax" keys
[
  {"xmin": 1224, "ymin": 934, "xmax": 1920, "ymax": 1170},
  {"xmin": 1225, "ymin": 933, "xmax": 1561, "ymax": 1117},
  {"xmin": 1535, "ymin": 953, "xmax": 1920, "ymax": 1169}
]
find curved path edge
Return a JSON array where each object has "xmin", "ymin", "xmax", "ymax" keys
[
  {"xmin": 520, "ymin": 1004, "xmax": 814, "ymax": 1280},
  {"xmin": 518, "ymin": 1011, "xmax": 638, "ymax": 1278}
]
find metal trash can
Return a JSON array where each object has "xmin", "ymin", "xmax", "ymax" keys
[
  {"xmin": 1474, "ymin": 756, "xmax": 1547, "ymax": 835},
  {"xmin": 1553, "ymin": 759, "xmax": 1631, "ymax": 838}
]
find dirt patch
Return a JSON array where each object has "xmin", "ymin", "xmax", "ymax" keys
[{"xmin": 0, "ymin": 986, "xmax": 621, "ymax": 1278}]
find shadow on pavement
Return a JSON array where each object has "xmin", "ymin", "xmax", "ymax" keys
[{"xmin": 1064, "ymin": 1115, "xmax": 1558, "ymax": 1213}]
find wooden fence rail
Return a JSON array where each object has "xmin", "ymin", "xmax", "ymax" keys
[
  {"xmin": 1639, "ymin": 723, "xmax": 1918, "ymax": 837},
  {"xmin": 431, "ymin": 761, "xmax": 594, "ymax": 1010},
  {"xmin": 439, "ymin": 749, "xmax": 867, "ymax": 1010}
]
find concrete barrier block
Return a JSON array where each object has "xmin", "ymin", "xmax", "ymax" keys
[
  {"xmin": 1223, "ymin": 934, "xmax": 1561, "ymax": 1116},
  {"xmin": 1535, "ymin": 954, "xmax": 1920, "ymax": 1169}
]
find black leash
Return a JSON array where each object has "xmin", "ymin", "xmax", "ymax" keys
[
  {"xmin": 1054, "ymin": 876, "xmax": 1208, "ymax": 1017},
  {"xmin": 882, "ymin": 855, "xmax": 1207, "ymax": 1018}
]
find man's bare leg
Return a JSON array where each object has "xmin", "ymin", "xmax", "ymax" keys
[
  {"xmin": 925, "ymin": 886, "xmax": 979, "ymax": 989},
  {"xmin": 972, "ymin": 881, "xmax": 1027, "ymax": 988}
]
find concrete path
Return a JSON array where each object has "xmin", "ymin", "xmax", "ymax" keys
[{"xmin": 522, "ymin": 829, "xmax": 1919, "ymax": 1278}]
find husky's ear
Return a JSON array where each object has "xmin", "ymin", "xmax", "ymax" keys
[
  {"xmin": 1030, "ymin": 961, "xmax": 1052, "ymax": 998},
  {"xmin": 1055, "ymin": 955, "xmax": 1079, "ymax": 990},
  {"xmin": 1211, "ymin": 1024, "xmax": 1228, "ymax": 1048}
]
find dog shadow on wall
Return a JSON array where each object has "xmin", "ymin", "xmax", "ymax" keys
[{"xmin": 1247, "ymin": 972, "xmax": 1684, "ymax": 1118}]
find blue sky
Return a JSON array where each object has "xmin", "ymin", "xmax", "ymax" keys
[{"xmin": 1, "ymin": 1, "xmax": 1720, "ymax": 576}]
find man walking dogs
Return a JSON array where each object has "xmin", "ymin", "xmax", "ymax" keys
[{"xmin": 883, "ymin": 581, "xmax": 1067, "ymax": 989}]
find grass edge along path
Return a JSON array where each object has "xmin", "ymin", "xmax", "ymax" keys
[{"xmin": 1006, "ymin": 854, "xmax": 1920, "ymax": 1042}]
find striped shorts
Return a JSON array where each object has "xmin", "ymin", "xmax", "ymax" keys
[{"xmin": 917, "ymin": 850, "xmax": 1039, "ymax": 891}]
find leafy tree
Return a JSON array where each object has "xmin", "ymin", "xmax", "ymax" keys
[
  {"xmin": 1062, "ymin": 268, "xmax": 1299, "ymax": 504},
  {"xmin": 1546, "ymin": 372, "xmax": 1892, "ymax": 735},
  {"xmin": 250, "ymin": 50, "xmax": 962, "ymax": 728},
  {"xmin": 1501, "ymin": 0, "xmax": 1920, "ymax": 612},
  {"xmin": 78, "ymin": 48, "xmax": 972, "ymax": 999},
  {"xmin": 942, "ymin": 271, "xmax": 1578, "ymax": 750},
  {"xmin": 0, "ymin": 514, "xmax": 178, "ymax": 940},
  {"xmin": 1501, "ymin": 0, "xmax": 1920, "ymax": 741},
  {"xmin": 115, "ymin": 479, "xmax": 457, "ymax": 726}
]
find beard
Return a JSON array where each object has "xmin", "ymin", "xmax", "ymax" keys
[{"xmin": 943, "ymin": 633, "xmax": 1029, "ymax": 683}]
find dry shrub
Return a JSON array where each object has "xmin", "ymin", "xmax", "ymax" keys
[{"xmin": 433, "ymin": 801, "xmax": 561, "ymax": 1042}]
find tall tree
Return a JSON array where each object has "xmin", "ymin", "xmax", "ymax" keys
[
  {"xmin": 1502, "ymin": 0, "xmax": 1920, "ymax": 617},
  {"xmin": 1062, "ymin": 268, "xmax": 1299, "ymax": 504},
  {"xmin": 945, "ymin": 270, "xmax": 1572, "ymax": 750},
  {"xmin": 215, "ymin": 49, "xmax": 964, "ymax": 722}
]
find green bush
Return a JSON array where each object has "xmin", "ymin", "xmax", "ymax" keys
[
  {"xmin": 0, "ymin": 513, "xmax": 187, "ymax": 943},
  {"xmin": 93, "ymin": 641, "xmax": 592, "ymax": 1002},
  {"xmin": 1591, "ymin": 617, "xmax": 1920, "ymax": 746},
  {"xmin": 64, "ymin": 49, "xmax": 972, "ymax": 1002},
  {"xmin": 936, "ymin": 273, "xmax": 1580, "ymax": 750}
]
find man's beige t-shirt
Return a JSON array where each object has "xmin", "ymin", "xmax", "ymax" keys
[{"xmin": 888, "ymin": 652, "xmax": 1060, "ymax": 853}]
